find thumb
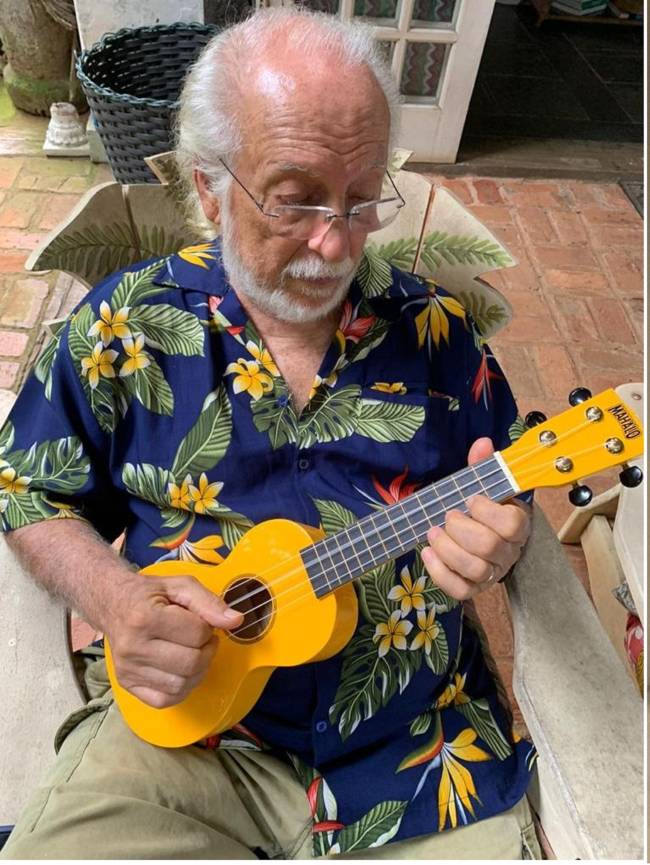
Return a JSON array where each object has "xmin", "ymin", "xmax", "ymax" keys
[
  {"xmin": 164, "ymin": 576, "xmax": 244, "ymax": 629},
  {"xmin": 467, "ymin": 437, "xmax": 495, "ymax": 466}
]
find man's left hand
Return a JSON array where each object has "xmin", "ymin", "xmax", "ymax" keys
[{"xmin": 421, "ymin": 437, "xmax": 531, "ymax": 601}]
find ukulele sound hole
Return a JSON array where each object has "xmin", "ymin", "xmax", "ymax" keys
[{"xmin": 223, "ymin": 576, "xmax": 274, "ymax": 642}]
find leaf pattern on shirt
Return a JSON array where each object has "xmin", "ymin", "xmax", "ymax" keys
[
  {"xmin": 290, "ymin": 756, "xmax": 408, "ymax": 857},
  {"xmin": 121, "ymin": 385, "xmax": 253, "ymax": 559},
  {"xmin": 313, "ymin": 496, "xmax": 454, "ymax": 741},
  {"xmin": 34, "ymin": 319, "xmax": 66, "ymax": 401},
  {"xmin": 66, "ymin": 261, "xmax": 204, "ymax": 432},
  {"xmin": 0, "ymin": 421, "xmax": 90, "ymax": 529},
  {"xmin": 409, "ymin": 671, "xmax": 513, "ymax": 763}
]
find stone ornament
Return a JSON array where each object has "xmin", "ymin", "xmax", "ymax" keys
[{"xmin": 43, "ymin": 102, "xmax": 90, "ymax": 157}]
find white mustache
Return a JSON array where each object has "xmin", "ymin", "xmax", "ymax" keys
[{"xmin": 283, "ymin": 256, "xmax": 355, "ymax": 281}]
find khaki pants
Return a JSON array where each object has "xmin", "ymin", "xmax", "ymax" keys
[{"xmin": 3, "ymin": 661, "xmax": 541, "ymax": 860}]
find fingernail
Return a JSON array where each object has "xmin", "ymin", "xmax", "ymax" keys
[{"xmin": 224, "ymin": 607, "xmax": 242, "ymax": 621}]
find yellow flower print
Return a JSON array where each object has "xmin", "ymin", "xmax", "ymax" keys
[
  {"xmin": 119, "ymin": 334, "xmax": 150, "ymax": 377},
  {"xmin": 88, "ymin": 301, "xmax": 131, "ymax": 346},
  {"xmin": 438, "ymin": 728, "xmax": 490, "ymax": 830},
  {"xmin": 435, "ymin": 672, "xmax": 471, "ymax": 710},
  {"xmin": 178, "ymin": 242, "xmax": 216, "ymax": 269},
  {"xmin": 188, "ymin": 473, "xmax": 224, "ymax": 515},
  {"xmin": 48, "ymin": 501, "xmax": 77, "ymax": 519},
  {"xmin": 373, "ymin": 610, "xmax": 413, "ymax": 657},
  {"xmin": 388, "ymin": 566, "xmax": 427, "ymax": 616},
  {"xmin": 414, "ymin": 282, "xmax": 466, "ymax": 350},
  {"xmin": 225, "ymin": 359, "xmax": 273, "ymax": 401},
  {"xmin": 246, "ymin": 341, "xmax": 279, "ymax": 377},
  {"xmin": 0, "ymin": 461, "xmax": 30, "ymax": 494},
  {"xmin": 308, "ymin": 371, "xmax": 338, "ymax": 402},
  {"xmin": 410, "ymin": 608, "xmax": 440, "ymax": 654},
  {"xmin": 168, "ymin": 476, "xmax": 192, "ymax": 511},
  {"xmin": 80, "ymin": 343, "xmax": 119, "ymax": 389},
  {"xmin": 178, "ymin": 534, "xmax": 225, "ymax": 564},
  {"xmin": 371, "ymin": 382, "xmax": 407, "ymax": 395}
]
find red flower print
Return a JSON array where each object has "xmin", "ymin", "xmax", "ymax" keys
[{"xmin": 372, "ymin": 466, "xmax": 420, "ymax": 505}]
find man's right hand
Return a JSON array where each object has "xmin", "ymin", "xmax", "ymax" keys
[{"xmin": 106, "ymin": 574, "xmax": 244, "ymax": 709}]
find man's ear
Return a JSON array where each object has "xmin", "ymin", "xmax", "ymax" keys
[{"xmin": 194, "ymin": 169, "xmax": 221, "ymax": 225}]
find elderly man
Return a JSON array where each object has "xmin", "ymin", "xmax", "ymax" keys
[{"xmin": 0, "ymin": 8, "xmax": 540, "ymax": 860}]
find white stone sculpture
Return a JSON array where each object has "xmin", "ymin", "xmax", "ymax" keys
[{"xmin": 43, "ymin": 102, "xmax": 90, "ymax": 157}]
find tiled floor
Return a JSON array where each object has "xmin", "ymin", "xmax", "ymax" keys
[
  {"xmin": 0, "ymin": 102, "xmax": 644, "ymax": 715},
  {"xmin": 463, "ymin": 3, "xmax": 643, "ymax": 144}
]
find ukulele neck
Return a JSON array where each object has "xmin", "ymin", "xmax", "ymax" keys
[{"xmin": 301, "ymin": 454, "xmax": 519, "ymax": 598}]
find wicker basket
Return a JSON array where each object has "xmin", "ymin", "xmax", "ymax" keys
[{"xmin": 76, "ymin": 22, "xmax": 220, "ymax": 184}]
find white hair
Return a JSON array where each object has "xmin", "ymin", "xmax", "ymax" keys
[{"xmin": 174, "ymin": 6, "xmax": 401, "ymax": 234}]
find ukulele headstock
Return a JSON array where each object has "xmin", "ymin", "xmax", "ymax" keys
[{"xmin": 502, "ymin": 388, "xmax": 644, "ymax": 494}]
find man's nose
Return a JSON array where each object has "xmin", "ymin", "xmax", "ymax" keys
[{"xmin": 306, "ymin": 216, "xmax": 351, "ymax": 262}]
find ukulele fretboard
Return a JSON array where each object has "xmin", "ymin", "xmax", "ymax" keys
[{"xmin": 301, "ymin": 455, "xmax": 517, "ymax": 598}]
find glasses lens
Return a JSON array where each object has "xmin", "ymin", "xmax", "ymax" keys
[
  {"xmin": 266, "ymin": 206, "xmax": 330, "ymax": 239},
  {"xmin": 266, "ymin": 198, "xmax": 403, "ymax": 239},
  {"xmin": 350, "ymin": 199, "xmax": 402, "ymax": 233}
]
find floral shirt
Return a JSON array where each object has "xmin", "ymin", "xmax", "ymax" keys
[{"xmin": 0, "ymin": 239, "xmax": 535, "ymax": 855}]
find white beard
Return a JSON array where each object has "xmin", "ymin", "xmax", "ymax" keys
[{"xmin": 219, "ymin": 205, "xmax": 357, "ymax": 324}]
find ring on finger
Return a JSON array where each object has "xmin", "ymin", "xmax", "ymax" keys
[{"xmin": 485, "ymin": 566, "xmax": 499, "ymax": 585}]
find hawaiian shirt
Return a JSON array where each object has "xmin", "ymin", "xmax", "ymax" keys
[{"xmin": 0, "ymin": 238, "xmax": 536, "ymax": 855}]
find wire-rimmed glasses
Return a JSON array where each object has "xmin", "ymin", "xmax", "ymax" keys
[{"xmin": 219, "ymin": 159, "xmax": 405, "ymax": 240}]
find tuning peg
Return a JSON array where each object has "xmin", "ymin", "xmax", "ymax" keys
[
  {"xmin": 569, "ymin": 484, "xmax": 593, "ymax": 507},
  {"xmin": 619, "ymin": 464, "xmax": 643, "ymax": 488},
  {"xmin": 568, "ymin": 387, "xmax": 592, "ymax": 406},
  {"xmin": 525, "ymin": 410, "xmax": 547, "ymax": 428}
]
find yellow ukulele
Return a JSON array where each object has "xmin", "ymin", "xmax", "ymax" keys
[{"xmin": 106, "ymin": 388, "xmax": 643, "ymax": 747}]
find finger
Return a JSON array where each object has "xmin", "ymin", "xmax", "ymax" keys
[
  {"xmin": 151, "ymin": 603, "xmax": 221, "ymax": 648},
  {"xmin": 421, "ymin": 546, "xmax": 479, "ymax": 602},
  {"xmin": 127, "ymin": 684, "xmax": 192, "ymax": 710},
  {"xmin": 466, "ymin": 496, "xmax": 531, "ymax": 546},
  {"xmin": 163, "ymin": 576, "xmax": 244, "ymax": 630},
  {"xmin": 467, "ymin": 437, "xmax": 494, "ymax": 466},
  {"xmin": 145, "ymin": 635, "xmax": 218, "ymax": 679},
  {"xmin": 427, "ymin": 523, "xmax": 505, "ymax": 584},
  {"xmin": 127, "ymin": 687, "xmax": 176, "ymax": 709},
  {"xmin": 120, "ymin": 659, "xmax": 209, "ymax": 702}
]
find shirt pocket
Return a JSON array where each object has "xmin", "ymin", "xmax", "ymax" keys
[{"xmin": 346, "ymin": 384, "xmax": 465, "ymax": 489}]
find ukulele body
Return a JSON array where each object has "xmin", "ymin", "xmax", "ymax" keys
[{"xmin": 105, "ymin": 519, "xmax": 358, "ymax": 748}]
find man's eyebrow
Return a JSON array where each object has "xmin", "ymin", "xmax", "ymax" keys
[
  {"xmin": 271, "ymin": 162, "xmax": 387, "ymax": 177},
  {"xmin": 272, "ymin": 163, "xmax": 320, "ymax": 177}
]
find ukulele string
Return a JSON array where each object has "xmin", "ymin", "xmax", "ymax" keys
[
  {"xmin": 223, "ymin": 463, "xmax": 510, "ymax": 613},
  {"xmin": 221, "ymin": 411, "xmax": 602, "ymax": 611},
  {"xmin": 226, "ymin": 430, "xmax": 610, "ymax": 625}
]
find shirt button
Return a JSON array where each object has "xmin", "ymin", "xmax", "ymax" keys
[
  {"xmin": 315, "ymin": 721, "xmax": 328, "ymax": 733},
  {"xmin": 297, "ymin": 456, "xmax": 310, "ymax": 470}
]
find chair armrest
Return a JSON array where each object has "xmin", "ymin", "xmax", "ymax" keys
[
  {"xmin": 0, "ymin": 536, "xmax": 83, "ymax": 826},
  {"xmin": 506, "ymin": 505, "xmax": 643, "ymax": 860}
]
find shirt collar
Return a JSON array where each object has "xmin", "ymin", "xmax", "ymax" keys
[{"xmin": 152, "ymin": 237, "xmax": 431, "ymax": 304}]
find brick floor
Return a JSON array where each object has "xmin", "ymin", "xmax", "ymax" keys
[{"xmin": 0, "ymin": 115, "xmax": 643, "ymax": 709}]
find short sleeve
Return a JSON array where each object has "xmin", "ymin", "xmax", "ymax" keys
[{"xmin": 0, "ymin": 316, "xmax": 128, "ymax": 542}]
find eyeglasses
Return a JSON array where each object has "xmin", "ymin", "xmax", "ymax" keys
[{"xmin": 218, "ymin": 159, "xmax": 405, "ymax": 240}]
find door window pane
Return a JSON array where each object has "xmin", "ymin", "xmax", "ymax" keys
[
  {"xmin": 412, "ymin": 0, "xmax": 458, "ymax": 27},
  {"xmin": 299, "ymin": 0, "xmax": 340, "ymax": 11},
  {"xmin": 354, "ymin": 0, "xmax": 399, "ymax": 22},
  {"xmin": 400, "ymin": 42, "xmax": 449, "ymax": 100}
]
